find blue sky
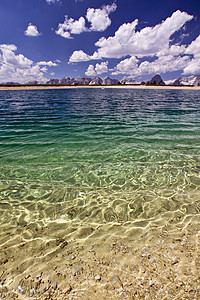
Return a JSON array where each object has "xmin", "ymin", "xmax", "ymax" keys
[{"xmin": 0, "ymin": 0, "xmax": 200, "ymax": 83}]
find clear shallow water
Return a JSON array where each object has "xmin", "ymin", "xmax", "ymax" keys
[{"xmin": 0, "ymin": 88, "xmax": 200, "ymax": 230}]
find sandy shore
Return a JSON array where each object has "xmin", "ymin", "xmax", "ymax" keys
[
  {"xmin": 0, "ymin": 214, "xmax": 199, "ymax": 299},
  {"xmin": 0, "ymin": 85, "xmax": 200, "ymax": 91}
]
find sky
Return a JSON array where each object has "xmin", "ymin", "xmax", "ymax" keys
[{"xmin": 0, "ymin": 0, "xmax": 200, "ymax": 83}]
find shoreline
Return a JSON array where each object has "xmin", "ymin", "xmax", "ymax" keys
[{"xmin": 0, "ymin": 84, "xmax": 200, "ymax": 91}]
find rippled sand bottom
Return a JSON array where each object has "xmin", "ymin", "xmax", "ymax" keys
[{"xmin": 0, "ymin": 178, "xmax": 200, "ymax": 299}]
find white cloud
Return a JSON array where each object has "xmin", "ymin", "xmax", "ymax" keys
[
  {"xmin": 137, "ymin": 55, "xmax": 190, "ymax": 75},
  {"xmin": 69, "ymin": 50, "xmax": 91, "ymax": 62},
  {"xmin": 181, "ymin": 34, "xmax": 200, "ymax": 74},
  {"xmin": 46, "ymin": 0, "xmax": 60, "ymax": 3},
  {"xmin": 0, "ymin": 44, "xmax": 58, "ymax": 83},
  {"xmin": 90, "ymin": 51, "xmax": 102, "ymax": 60},
  {"xmin": 40, "ymin": 66, "xmax": 48, "ymax": 72},
  {"xmin": 56, "ymin": 16, "xmax": 87, "ymax": 39},
  {"xmin": 25, "ymin": 23, "xmax": 41, "ymax": 37},
  {"xmin": 86, "ymin": 3, "xmax": 117, "ymax": 32},
  {"xmin": 69, "ymin": 10, "xmax": 193, "ymax": 65},
  {"xmin": 69, "ymin": 9, "xmax": 200, "ymax": 78},
  {"xmin": 112, "ymin": 56, "xmax": 139, "ymax": 75},
  {"xmin": 112, "ymin": 53, "xmax": 191, "ymax": 77},
  {"xmin": 69, "ymin": 50, "xmax": 102, "ymax": 63},
  {"xmin": 85, "ymin": 65, "xmax": 96, "ymax": 77},
  {"xmin": 95, "ymin": 61, "xmax": 108, "ymax": 74},
  {"xmin": 0, "ymin": 44, "xmax": 33, "ymax": 69},
  {"xmin": 183, "ymin": 58, "xmax": 200, "ymax": 75},
  {"xmin": 94, "ymin": 10, "xmax": 193, "ymax": 59},
  {"xmin": 185, "ymin": 35, "xmax": 200, "ymax": 58},
  {"xmin": 56, "ymin": 3, "xmax": 116, "ymax": 39},
  {"xmin": 37, "ymin": 60, "xmax": 59, "ymax": 66},
  {"xmin": 157, "ymin": 44, "xmax": 186, "ymax": 57},
  {"xmin": 85, "ymin": 61, "xmax": 108, "ymax": 76}
]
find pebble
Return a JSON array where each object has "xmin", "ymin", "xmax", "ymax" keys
[
  {"xmin": 94, "ymin": 275, "xmax": 101, "ymax": 281},
  {"xmin": 0, "ymin": 285, "xmax": 8, "ymax": 293},
  {"xmin": 170, "ymin": 245, "xmax": 176, "ymax": 249},
  {"xmin": 171, "ymin": 259, "xmax": 179, "ymax": 265},
  {"xmin": 51, "ymin": 282, "xmax": 57, "ymax": 290},
  {"xmin": 69, "ymin": 254, "xmax": 76, "ymax": 260},
  {"xmin": 29, "ymin": 288, "xmax": 35, "ymax": 297},
  {"xmin": 73, "ymin": 266, "xmax": 83, "ymax": 276},
  {"xmin": 63, "ymin": 283, "xmax": 72, "ymax": 294},
  {"xmin": 149, "ymin": 280, "xmax": 154, "ymax": 286},
  {"xmin": 40, "ymin": 284, "xmax": 48, "ymax": 294},
  {"xmin": 36, "ymin": 273, "xmax": 42, "ymax": 280},
  {"xmin": 18, "ymin": 285, "xmax": 25, "ymax": 293},
  {"xmin": 0, "ymin": 258, "xmax": 8, "ymax": 264},
  {"xmin": 112, "ymin": 275, "xmax": 123, "ymax": 289}
]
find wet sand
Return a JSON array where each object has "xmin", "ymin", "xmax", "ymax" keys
[
  {"xmin": 0, "ymin": 214, "xmax": 199, "ymax": 299},
  {"xmin": 0, "ymin": 84, "xmax": 200, "ymax": 91}
]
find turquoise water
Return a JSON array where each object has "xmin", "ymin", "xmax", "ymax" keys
[{"xmin": 0, "ymin": 88, "xmax": 200, "ymax": 228}]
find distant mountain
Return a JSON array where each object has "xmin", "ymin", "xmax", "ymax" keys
[
  {"xmin": 102, "ymin": 76, "xmax": 119, "ymax": 85},
  {"xmin": 26, "ymin": 81, "xmax": 38, "ymax": 85},
  {"xmin": 149, "ymin": 74, "xmax": 165, "ymax": 85},
  {"xmin": 59, "ymin": 77, "xmax": 72, "ymax": 85},
  {"xmin": 46, "ymin": 79, "xmax": 60, "ymax": 84},
  {"xmin": 46, "ymin": 76, "xmax": 119, "ymax": 86},
  {"xmin": 89, "ymin": 76, "xmax": 103, "ymax": 85},
  {"xmin": 172, "ymin": 75, "xmax": 200, "ymax": 86},
  {"xmin": 0, "ymin": 82, "xmax": 20, "ymax": 85},
  {"xmin": 120, "ymin": 77, "xmax": 141, "ymax": 85},
  {"xmin": 76, "ymin": 77, "xmax": 92, "ymax": 85},
  {"xmin": 3, "ymin": 74, "xmax": 200, "ymax": 87}
]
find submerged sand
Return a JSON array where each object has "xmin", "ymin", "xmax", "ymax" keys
[
  {"xmin": 0, "ymin": 85, "xmax": 200, "ymax": 299},
  {"xmin": 0, "ymin": 214, "xmax": 199, "ymax": 299}
]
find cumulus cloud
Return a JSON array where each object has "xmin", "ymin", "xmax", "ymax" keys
[
  {"xmin": 85, "ymin": 61, "xmax": 108, "ymax": 76},
  {"xmin": 56, "ymin": 16, "xmax": 87, "ymax": 38},
  {"xmin": 69, "ymin": 9, "xmax": 200, "ymax": 78},
  {"xmin": 69, "ymin": 50, "xmax": 91, "ymax": 63},
  {"xmin": 70, "ymin": 10, "xmax": 193, "ymax": 63},
  {"xmin": 138, "ymin": 55, "xmax": 190, "ymax": 75},
  {"xmin": 112, "ymin": 49, "xmax": 192, "ymax": 77},
  {"xmin": 85, "ymin": 65, "xmax": 96, "ymax": 77},
  {"xmin": 46, "ymin": 0, "xmax": 60, "ymax": 3},
  {"xmin": 56, "ymin": 3, "xmax": 116, "ymax": 39},
  {"xmin": 25, "ymin": 23, "xmax": 41, "ymax": 37},
  {"xmin": 0, "ymin": 44, "xmax": 58, "ymax": 83},
  {"xmin": 112, "ymin": 56, "xmax": 139, "ymax": 75},
  {"xmin": 40, "ymin": 66, "xmax": 48, "ymax": 73},
  {"xmin": 183, "ymin": 58, "xmax": 200, "ymax": 75},
  {"xmin": 37, "ymin": 60, "xmax": 59, "ymax": 66},
  {"xmin": 86, "ymin": 3, "xmax": 117, "ymax": 31},
  {"xmin": 95, "ymin": 61, "xmax": 108, "ymax": 74},
  {"xmin": 69, "ymin": 50, "xmax": 102, "ymax": 63},
  {"xmin": 181, "ymin": 35, "xmax": 200, "ymax": 74},
  {"xmin": 94, "ymin": 10, "xmax": 193, "ymax": 59},
  {"xmin": 185, "ymin": 35, "xmax": 200, "ymax": 58},
  {"xmin": 112, "ymin": 34, "xmax": 200, "ymax": 77}
]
